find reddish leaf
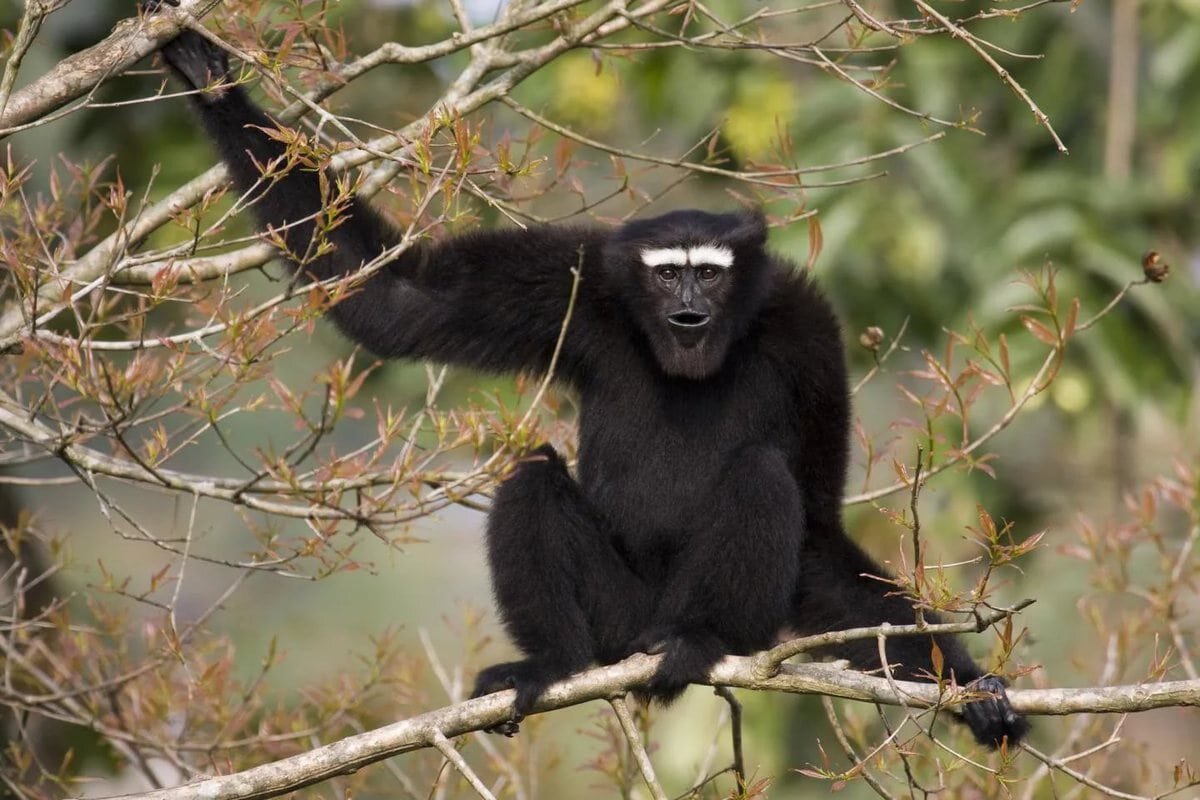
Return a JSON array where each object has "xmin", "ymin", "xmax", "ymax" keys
[
  {"xmin": 1020, "ymin": 315, "xmax": 1058, "ymax": 345},
  {"xmin": 806, "ymin": 216, "xmax": 824, "ymax": 271}
]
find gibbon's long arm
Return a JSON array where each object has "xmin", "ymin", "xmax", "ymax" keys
[{"xmin": 160, "ymin": 30, "xmax": 602, "ymax": 381}]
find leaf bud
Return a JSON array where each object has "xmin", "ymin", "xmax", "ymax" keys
[{"xmin": 858, "ymin": 326, "xmax": 885, "ymax": 351}]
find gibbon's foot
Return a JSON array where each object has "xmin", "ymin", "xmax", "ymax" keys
[
  {"xmin": 629, "ymin": 629, "xmax": 725, "ymax": 705},
  {"xmin": 960, "ymin": 675, "xmax": 1030, "ymax": 748},
  {"xmin": 470, "ymin": 659, "xmax": 568, "ymax": 736},
  {"xmin": 144, "ymin": 1, "xmax": 233, "ymax": 98}
]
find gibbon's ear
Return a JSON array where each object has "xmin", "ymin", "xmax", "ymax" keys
[{"xmin": 727, "ymin": 209, "xmax": 768, "ymax": 250}]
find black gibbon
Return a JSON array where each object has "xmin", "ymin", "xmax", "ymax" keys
[{"xmin": 151, "ymin": 16, "xmax": 1028, "ymax": 747}]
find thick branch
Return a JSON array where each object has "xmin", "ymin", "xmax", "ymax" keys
[
  {"xmin": 0, "ymin": 0, "xmax": 219, "ymax": 134},
  {"xmin": 90, "ymin": 650, "xmax": 1200, "ymax": 800}
]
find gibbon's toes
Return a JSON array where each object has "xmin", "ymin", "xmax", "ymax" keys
[
  {"xmin": 960, "ymin": 675, "xmax": 1030, "ymax": 749},
  {"xmin": 526, "ymin": 443, "xmax": 562, "ymax": 462},
  {"xmin": 486, "ymin": 719, "xmax": 522, "ymax": 737},
  {"xmin": 470, "ymin": 660, "xmax": 561, "ymax": 736},
  {"xmin": 470, "ymin": 662, "xmax": 528, "ymax": 736},
  {"xmin": 632, "ymin": 633, "xmax": 725, "ymax": 706},
  {"xmin": 513, "ymin": 443, "xmax": 564, "ymax": 472},
  {"xmin": 628, "ymin": 626, "xmax": 672, "ymax": 657},
  {"xmin": 497, "ymin": 444, "xmax": 568, "ymax": 493}
]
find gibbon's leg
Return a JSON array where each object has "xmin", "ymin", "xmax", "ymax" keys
[
  {"xmin": 792, "ymin": 532, "xmax": 1030, "ymax": 747},
  {"xmin": 631, "ymin": 444, "xmax": 803, "ymax": 703},
  {"xmin": 473, "ymin": 446, "xmax": 654, "ymax": 731}
]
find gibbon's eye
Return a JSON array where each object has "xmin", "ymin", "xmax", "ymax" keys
[
  {"xmin": 657, "ymin": 266, "xmax": 678, "ymax": 282},
  {"xmin": 697, "ymin": 266, "xmax": 721, "ymax": 281}
]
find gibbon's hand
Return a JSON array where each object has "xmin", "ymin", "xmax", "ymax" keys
[
  {"xmin": 145, "ymin": 0, "xmax": 233, "ymax": 98},
  {"xmin": 960, "ymin": 675, "xmax": 1031, "ymax": 749}
]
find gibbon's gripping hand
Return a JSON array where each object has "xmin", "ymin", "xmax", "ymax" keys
[
  {"xmin": 960, "ymin": 675, "xmax": 1030, "ymax": 749},
  {"xmin": 628, "ymin": 628, "xmax": 725, "ymax": 705},
  {"xmin": 144, "ymin": 0, "xmax": 233, "ymax": 98}
]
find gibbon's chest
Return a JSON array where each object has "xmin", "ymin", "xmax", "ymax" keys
[{"xmin": 575, "ymin": 353, "xmax": 795, "ymax": 539}]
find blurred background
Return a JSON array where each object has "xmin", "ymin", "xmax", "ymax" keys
[{"xmin": 1, "ymin": 0, "xmax": 1198, "ymax": 796}]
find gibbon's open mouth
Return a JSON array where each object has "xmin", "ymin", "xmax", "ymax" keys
[{"xmin": 667, "ymin": 311, "xmax": 710, "ymax": 329}]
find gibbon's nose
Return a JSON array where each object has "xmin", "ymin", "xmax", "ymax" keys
[{"xmin": 667, "ymin": 310, "xmax": 711, "ymax": 328}]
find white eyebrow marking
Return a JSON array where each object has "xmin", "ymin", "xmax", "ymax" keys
[
  {"xmin": 640, "ymin": 244, "xmax": 735, "ymax": 269},
  {"xmin": 687, "ymin": 244, "xmax": 734, "ymax": 268},
  {"xmin": 640, "ymin": 247, "xmax": 688, "ymax": 267}
]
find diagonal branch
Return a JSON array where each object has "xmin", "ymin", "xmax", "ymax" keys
[{"xmin": 85, "ymin": 645, "xmax": 1200, "ymax": 800}]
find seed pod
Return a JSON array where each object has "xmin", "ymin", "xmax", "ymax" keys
[{"xmin": 1142, "ymin": 250, "xmax": 1170, "ymax": 283}]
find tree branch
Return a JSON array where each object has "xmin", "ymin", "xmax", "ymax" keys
[
  {"xmin": 88, "ymin": 647, "xmax": 1200, "ymax": 800},
  {"xmin": 0, "ymin": 0, "xmax": 220, "ymax": 135}
]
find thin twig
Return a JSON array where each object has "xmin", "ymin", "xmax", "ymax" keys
[
  {"xmin": 841, "ymin": 0, "xmax": 901, "ymax": 37},
  {"xmin": 819, "ymin": 695, "xmax": 899, "ymax": 800},
  {"xmin": 910, "ymin": 0, "xmax": 1067, "ymax": 153},
  {"xmin": 428, "ymin": 729, "xmax": 498, "ymax": 800},
  {"xmin": 712, "ymin": 686, "xmax": 744, "ymax": 791},
  {"xmin": 851, "ymin": 317, "xmax": 910, "ymax": 396},
  {"xmin": 419, "ymin": 630, "xmax": 529, "ymax": 800},
  {"xmin": 609, "ymin": 696, "xmax": 669, "ymax": 800},
  {"xmin": 810, "ymin": 45, "xmax": 972, "ymax": 131},
  {"xmin": 684, "ymin": 703, "xmax": 732, "ymax": 798},
  {"xmin": 1076, "ymin": 278, "xmax": 1150, "ymax": 332},
  {"xmin": 760, "ymin": 599, "xmax": 1035, "ymax": 668},
  {"xmin": 1021, "ymin": 742, "xmax": 1151, "ymax": 800},
  {"xmin": 908, "ymin": 446, "xmax": 926, "ymax": 627},
  {"xmin": 503, "ymin": 97, "xmax": 941, "ymax": 184}
]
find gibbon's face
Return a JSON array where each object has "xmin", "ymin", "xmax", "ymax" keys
[
  {"xmin": 637, "ymin": 242, "xmax": 738, "ymax": 378},
  {"xmin": 605, "ymin": 210, "xmax": 771, "ymax": 380}
]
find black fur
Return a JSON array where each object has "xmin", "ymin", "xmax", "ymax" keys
[{"xmin": 153, "ymin": 23, "xmax": 1028, "ymax": 749}]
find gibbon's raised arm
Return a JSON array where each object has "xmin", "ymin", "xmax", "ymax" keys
[{"xmin": 159, "ymin": 29, "xmax": 603, "ymax": 381}]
